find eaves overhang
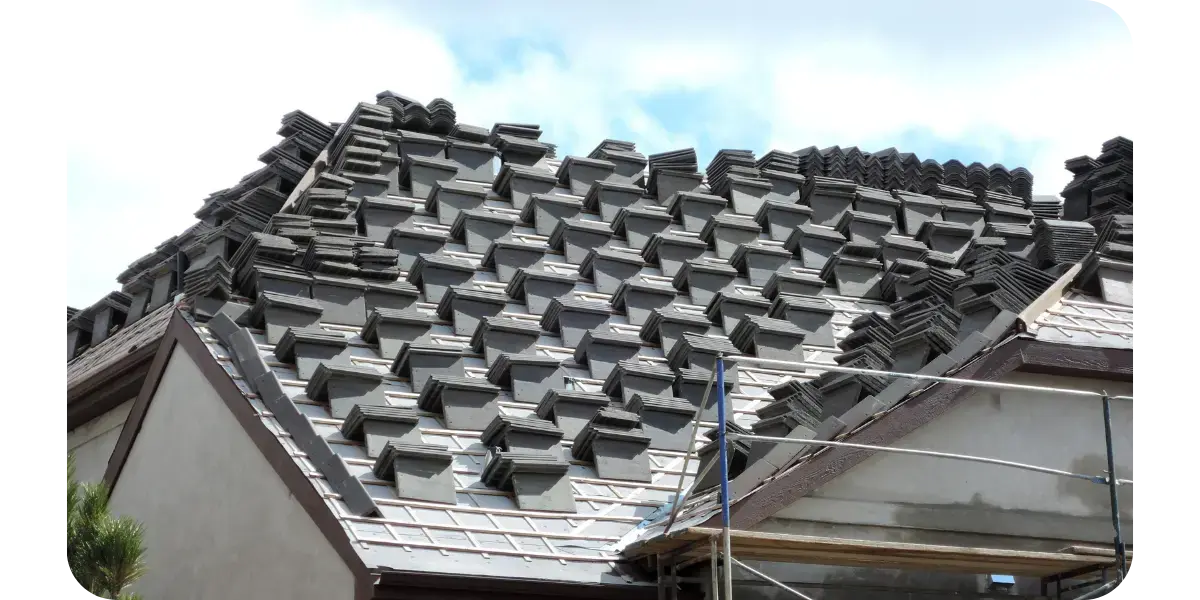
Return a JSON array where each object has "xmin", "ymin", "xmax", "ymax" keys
[
  {"xmin": 67, "ymin": 302, "xmax": 175, "ymax": 430},
  {"xmin": 371, "ymin": 570, "xmax": 667, "ymax": 600}
]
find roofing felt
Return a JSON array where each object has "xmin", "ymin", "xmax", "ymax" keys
[{"xmin": 72, "ymin": 92, "xmax": 1132, "ymax": 592}]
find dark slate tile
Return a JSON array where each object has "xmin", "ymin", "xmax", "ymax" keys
[{"xmin": 374, "ymin": 442, "xmax": 457, "ymax": 505}]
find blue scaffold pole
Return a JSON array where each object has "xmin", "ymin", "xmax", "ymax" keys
[{"xmin": 716, "ymin": 355, "xmax": 733, "ymax": 599}]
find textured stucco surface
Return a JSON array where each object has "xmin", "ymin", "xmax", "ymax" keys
[
  {"xmin": 770, "ymin": 371, "xmax": 1132, "ymax": 546},
  {"xmin": 706, "ymin": 562, "xmax": 1047, "ymax": 600},
  {"xmin": 68, "ymin": 399, "xmax": 133, "ymax": 484},
  {"xmin": 108, "ymin": 347, "xmax": 356, "ymax": 600},
  {"xmin": 723, "ymin": 371, "xmax": 1132, "ymax": 599}
]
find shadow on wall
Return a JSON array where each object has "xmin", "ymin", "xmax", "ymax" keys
[{"xmin": 1059, "ymin": 454, "xmax": 1133, "ymax": 522}]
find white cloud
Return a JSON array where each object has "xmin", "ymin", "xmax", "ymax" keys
[
  {"xmin": 65, "ymin": 0, "xmax": 1132, "ymax": 305},
  {"xmin": 64, "ymin": 0, "xmax": 462, "ymax": 305}
]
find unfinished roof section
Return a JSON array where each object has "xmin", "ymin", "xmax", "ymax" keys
[
  {"xmin": 620, "ymin": 136, "xmax": 1132, "ymax": 561},
  {"xmin": 83, "ymin": 86, "xmax": 1130, "ymax": 593},
  {"xmin": 1026, "ymin": 137, "xmax": 1133, "ymax": 350},
  {"xmin": 1029, "ymin": 289, "xmax": 1132, "ymax": 350},
  {"xmin": 67, "ymin": 109, "xmax": 335, "ymax": 407}
]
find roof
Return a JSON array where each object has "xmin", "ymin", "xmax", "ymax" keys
[
  {"xmin": 68, "ymin": 301, "xmax": 176, "ymax": 393},
  {"xmin": 1028, "ymin": 290, "xmax": 1133, "ymax": 350},
  {"xmin": 192, "ymin": 318, "xmax": 656, "ymax": 585},
  {"xmin": 80, "ymin": 90, "xmax": 1132, "ymax": 595},
  {"xmin": 67, "ymin": 301, "xmax": 178, "ymax": 429}
]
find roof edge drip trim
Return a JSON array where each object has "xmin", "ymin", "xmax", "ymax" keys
[
  {"xmin": 204, "ymin": 312, "xmax": 382, "ymax": 519},
  {"xmin": 373, "ymin": 569, "xmax": 660, "ymax": 600}
]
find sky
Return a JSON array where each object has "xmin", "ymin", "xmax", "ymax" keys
[{"xmin": 64, "ymin": 0, "xmax": 1132, "ymax": 307}]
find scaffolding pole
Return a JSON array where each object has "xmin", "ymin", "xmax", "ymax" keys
[
  {"xmin": 1074, "ymin": 577, "xmax": 1120, "ymax": 600},
  {"xmin": 725, "ymin": 433, "xmax": 1130, "ymax": 487},
  {"xmin": 717, "ymin": 355, "xmax": 733, "ymax": 600},
  {"xmin": 728, "ymin": 555, "xmax": 816, "ymax": 600},
  {"xmin": 710, "ymin": 537, "xmax": 718, "ymax": 600},
  {"xmin": 1102, "ymin": 393, "xmax": 1128, "ymax": 580},
  {"xmin": 670, "ymin": 451, "xmax": 718, "ymax": 526},
  {"xmin": 718, "ymin": 354, "xmax": 1133, "ymax": 402},
  {"xmin": 664, "ymin": 365, "xmax": 719, "ymax": 535},
  {"xmin": 676, "ymin": 352, "xmax": 1131, "ymax": 600}
]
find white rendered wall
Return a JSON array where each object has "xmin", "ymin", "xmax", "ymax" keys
[
  {"xmin": 68, "ymin": 399, "xmax": 134, "ymax": 484},
  {"xmin": 107, "ymin": 348, "xmax": 356, "ymax": 600}
]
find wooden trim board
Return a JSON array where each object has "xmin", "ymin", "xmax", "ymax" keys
[{"xmin": 631, "ymin": 527, "xmax": 1122, "ymax": 578}]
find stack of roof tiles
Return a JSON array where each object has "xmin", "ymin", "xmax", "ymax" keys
[
  {"xmin": 1061, "ymin": 136, "xmax": 1133, "ymax": 221},
  {"xmin": 786, "ymin": 146, "xmax": 1032, "ymax": 201},
  {"xmin": 68, "ymin": 110, "xmax": 334, "ymax": 362},
  {"xmin": 68, "ymin": 87, "xmax": 1136, "ymax": 587},
  {"xmin": 185, "ymin": 90, "xmax": 1084, "ymax": 505}
]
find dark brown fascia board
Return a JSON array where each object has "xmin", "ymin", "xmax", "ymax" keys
[
  {"xmin": 64, "ymin": 328, "xmax": 164, "ymax": 432},
  {"xmin": 101, "ymin": 310, "xmax": 377, "ymax": 600},
  {"xmin": 705, "ymin": 338, "xmax": 1132, "ymax": 531},
  {"xmin": 67, "ymin": 359, "xmax": 155, "ymax": 430},
  {"xmin": 67, "ymin": 334, "xmax": 162, "ymax": 404},
  {"xmin": 1016, "ymin": 338, "xmax": 1132, "ymax": 381},
  {"xmin": 373, "ymin": 571, "xmax": 668, "ymax": 600}
]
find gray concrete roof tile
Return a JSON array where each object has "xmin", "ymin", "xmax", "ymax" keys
[{"xmin": 112, "ymin": 97, "xmax": 1132, "ymax": 589}]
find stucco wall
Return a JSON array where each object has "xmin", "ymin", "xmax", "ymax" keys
[
  {"xmin": 699, "ymin": 562, "xmax": 1044, "ymax": 600},
  {"xmin": 769, "ymin": 371, "xmax": 1132, "ymax": 548},
  {"xmin": 68, "ymin": 399, "xmax": 134, "ymax": 484},
  {"xmin": 106, "ymin": 347, "xmax": 356, "ymax": 600},
  {"xmin": 723, "ymin": 371, "xmax": 1132, "ymax": 599}
]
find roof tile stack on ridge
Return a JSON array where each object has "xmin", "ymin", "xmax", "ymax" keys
[
  {"xmin": 69, "ymin": 109, "xmax": 333, "ymax": 364},
  {"xmin": 705, "ymin": 149, "xmax": 762, "ymax": 197},
  {"xmin": 1060, "ymin": 137, "xmax": 1132, "ymax": 244},
  {"xmin": 771, "ymin": 146, "xmax": 1034, "ymax": 201},
  {"xmin": 70, "ymin": 84, "xmax": 1135, "ymax": 585}
]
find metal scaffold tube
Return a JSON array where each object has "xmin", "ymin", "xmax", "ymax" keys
[
  {"xmin": 728, "ymin": 555, "xmax": 816, "ymax": 600},
  {"xmin": 710, "ymin": 537, "xmax": 718, "ymax": 600},
  {"xmin": 725, "ymin": 433, "xmax": 1130, "ymax": 487},
  {"xmin": 719, "ymin": 354, "xmax": 1133, "ymax": 402},
  {"xmin": 716, "ymin": 355, "xmax": 733, "ymax": 600},
  {"xmin": 1101, "ymin": 394, "xmax": 1128, "ymax": 580},
  {"xmin": 670, "ymin": 452, "xmax": 718, "ymax": 521},
  {"xmin": 1074, "ymin": 578, "xmax": 1120, "ymax": 600},
  {"xmin": 664, "ymin": 365, "xmax": 719, "ymax": 535}
]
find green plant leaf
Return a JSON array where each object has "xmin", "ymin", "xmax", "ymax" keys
[
  {"xmin": 84, "ymin": 516, "xmax": 147, "ymax": 600},
  {"xmin": 68, "ymin": 453, "xmax": 79, "ymax": 523},
  {"xmin": 67, "ymin": 452, "xmax": 147, "ymax": 597}
]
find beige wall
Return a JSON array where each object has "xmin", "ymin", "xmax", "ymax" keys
[
  {"xmin": 68, "ymin": 399, "xmax": 134, "ymax": 484},
  {"xmin": 728, "ymin": 371, "xmax": 1133, "ymax": 599},
  {"xmin": 107, "ymin": 347, "xmax": 357, "ymax": 600},
  {"xmin": 765, "ymin": 371, "xmax": 1133, "ymax": 549}
]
